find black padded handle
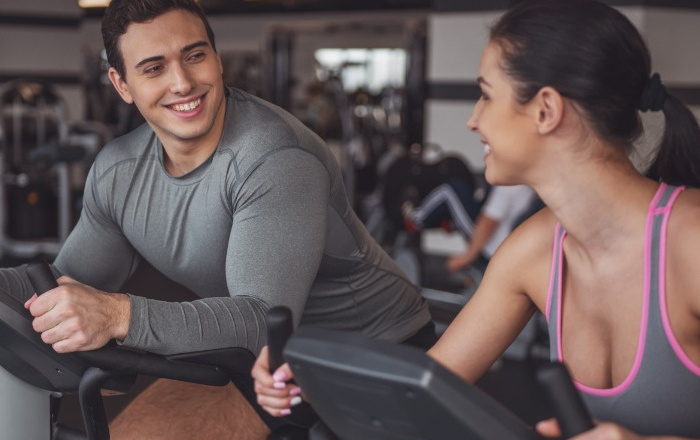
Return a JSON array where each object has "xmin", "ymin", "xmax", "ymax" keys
[
  {"xmin": 536, "ymin": 362, "xmax": 594, "ymax": 438},
  {"xmin": 265, "ymin": 306, "xmax": 319, "ymax": 429},
  {"xmin": 266, "ymin": 305, "xmax": 294, "ymax": 373},
  {"xmin": 26, "ymin": 260, "xmax": 59, "ymax": 294}
]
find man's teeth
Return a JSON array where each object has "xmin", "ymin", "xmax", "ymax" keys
[
  {"xmin": 485, "ymin": 144, "xmax": 491, "ymax": 154},
  {"xmin": 172, "ymin": 98, "xmax": 201, "ymax": 112}
]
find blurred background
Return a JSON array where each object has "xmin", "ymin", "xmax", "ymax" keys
[
  {"xmin": 0, "ymin": 0, "xmax": 699, "ymax": 428},
  {"xmin": 1, "ymin": 0, "xmax": 698, "ymax": 264}
]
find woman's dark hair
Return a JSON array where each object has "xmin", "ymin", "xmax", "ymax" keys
[
  {"xmin": 491, "ymin": 0, "xmax": 700, "ymax": 188},
  {"xmin": 102, "ymin": 0, "xmax": 217, "ymax": 82}
]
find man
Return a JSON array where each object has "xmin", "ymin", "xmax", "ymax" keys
[{"xmin": 1, "ymin": 0, "xmax": 433, "ymax": 437}]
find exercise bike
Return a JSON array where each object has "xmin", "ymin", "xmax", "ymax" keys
[
  {"xmin": 267, "ymin": 306, "xmax": 595, "ymax": 440},
  {"xmin": 0, "ymin": 261, "xmax": 304, "ymax": 440},
  {"xmin": 1, "ymin": 261, "xmax": 591, "ymax": 440}
]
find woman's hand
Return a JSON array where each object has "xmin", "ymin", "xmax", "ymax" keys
[
  {"xmin": 251, "ymin": 346, "xmax": 305, "ymax": 417},
  {"xmin": 536, "ymin": 418, "xmax": 646, "ymax": 440}
]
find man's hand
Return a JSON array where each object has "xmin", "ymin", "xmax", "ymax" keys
[{"xmin": 24, "ymin": 276, "xmax": 130, "ymax": 353}]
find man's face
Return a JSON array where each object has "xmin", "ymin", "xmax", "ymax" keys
[{"xmin": 108, "ymin": 9, "xmax": 225, "ymax": 150}]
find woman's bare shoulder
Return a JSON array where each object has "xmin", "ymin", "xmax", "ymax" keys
[
  {"xmin": 500, "ymin": 205, "xmax": 558, "ymax": 258},
  {"xmin": 486, "ymin": 205, "xmax": 558, "ymax": 306}
]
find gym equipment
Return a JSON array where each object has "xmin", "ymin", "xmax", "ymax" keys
[
  {"xmin": 268, "ymin": 306, "xmax": 593, "ymax": 440},
  {"xmin": 265, "ymin": 307, "xmax": 327, "ymax": 439},
  {"xmin": 0, "ymin": 80, "xmax": 111, "ymax": 260},
  {"xmin": 0, "ymin": 260, "xmax": 281, "ymax": 440},
  {"xmin": 537, "ymin": 362, "xmax": 594, "ymax": 438},
  {"xmin": 0, "ymin": 80, "xmax": 71, "ymax": 257}
]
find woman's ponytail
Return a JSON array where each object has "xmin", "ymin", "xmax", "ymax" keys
[{"xmin": 645, "ymin": 92, "xmax": 700, "ymax": 188}]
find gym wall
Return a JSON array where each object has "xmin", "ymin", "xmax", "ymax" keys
[
  {"xmin": 0, "ymin": 0, "xmax": 85, "ymax": 122},
  {"xmin": 1, "ymin": 0, "xmax": 698, "ymax": 168}
]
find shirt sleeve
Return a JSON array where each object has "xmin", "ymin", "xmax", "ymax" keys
[
  {"xmin": 53, "ymin": 163, "xmax": 140, "ymax": 292},
  {"xmin": 0, "ymin": 161, "xmax": 139, "ymax": 305},
  {"xmin": 122, "ymin": 149, "xmax": 330, "ymax": 355}
]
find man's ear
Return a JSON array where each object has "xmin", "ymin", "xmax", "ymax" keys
[
  {"xmin": 532, "ymin": 86, "xmax": 564, "ymax": 135},
  {"xmin": 108, "ymin": 67, "xmax": 134, "ymax": 104}
]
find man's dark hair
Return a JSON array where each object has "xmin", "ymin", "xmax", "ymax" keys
[{"xmin": 102, "ymin": 0, "xmax": 217, "ymax": 81}]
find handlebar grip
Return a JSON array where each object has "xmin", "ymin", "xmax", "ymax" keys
[
  {"xmin": 266, "ymin": 306, "xmax": 294, "ymax": 373},
  {"xmin": 536, "ymin": 361, "xmax": 594, "ymax": 439},
  {"xmin": 26, "ymin": 260, "xmax": 59, "ymax": 294},
  {"xmin": 265, "ymin": 306, "xmax": 319, "ymax": 428}
]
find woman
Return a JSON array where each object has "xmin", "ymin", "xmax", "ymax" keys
[{"xmin": 254, "ymin": 1, "xmax": 700, "ymax": 438}]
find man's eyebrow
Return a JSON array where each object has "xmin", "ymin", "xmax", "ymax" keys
[
  {"xmin": 133, "ymin": 41, "xmax": 210, "ymax": 70},
  {"xmin": 182, "ymin": 41, "xmax": 208, "ymax": 53},
  {"xmin": 134, "ymin": 55, "xmax": 164, "ymax": 70}
]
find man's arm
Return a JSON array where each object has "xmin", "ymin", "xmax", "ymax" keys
[
  {"xmin": 19, "ymin": 148, "xmax": 330, "ymax": 356},
  {"xmin": 123, "ymin": 149, "xmax": 330, "ymax": 355},
  {"xmin": 14, "ymin": 162, "xmax": 140, "ymax": 352},
  {"xmin": 52, "ymin": 158, "xmax": 141, "ymax": 291}
]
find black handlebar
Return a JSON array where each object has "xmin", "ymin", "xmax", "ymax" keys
[
  {"xmin": 22, "ymin": 260, "xmax": 234, "ymax": 388},
  {"xmin": 265, "ymin": 305, "xmax": 319, "ymax": 429},
  {"xmin": 536, "ymin": 361, "xmax": 594, "ymax": 438},
  {"xmin": 266, "ymin": 306, "xmax": 294, "ymax": 373},
  {"xmin": 26, "ymin": 259, "xmax": 59, "ymax": 294}
]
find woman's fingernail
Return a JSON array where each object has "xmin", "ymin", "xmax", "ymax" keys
[
  {"xmin": 290, "ymin": 396, "xmax": 303, "ymax": 406},
  {"xmin": 272, "ymin": 371, "xmax": 287, "ymax": 382},
  {"xmin": 289, "ymin": 387, "xmax": 302, "ymax": 396},
  {"xmin": 280, "ymin": 409, "xmax": 291, "ymax": 416},
  {"xmin": 272, "ymin": 381, "xmax": 286, "ymax": 389}
]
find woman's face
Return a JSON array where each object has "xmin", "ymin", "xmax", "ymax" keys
[{"xmin": 467, "ymin": 41, "xmax": 541, "ymax": 186}]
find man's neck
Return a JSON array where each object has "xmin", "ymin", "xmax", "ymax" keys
[{"xmin": 162, "ymin": 141, "xmax": 217, "ymax": 177}]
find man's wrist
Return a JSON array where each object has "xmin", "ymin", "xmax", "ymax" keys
[{"xmin": 111, "ymin": 293, "xmax": 132, "ymax": 342}]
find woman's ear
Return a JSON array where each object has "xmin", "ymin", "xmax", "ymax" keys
[
  {"xmin": 533, "ymin": 86, "xmax": 564, "ymax": 135},
  {"xmin": 108, "ymin": 67, "xmax": 134, "ymax": 104}
]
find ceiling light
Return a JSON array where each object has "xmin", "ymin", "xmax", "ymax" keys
[{"xmin": 78, "ymin": 0, "xmax": 111, "ymax": 8}]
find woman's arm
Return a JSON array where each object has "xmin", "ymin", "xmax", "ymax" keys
[{"xmin": 430, "ymin": 210, "xmax": 554, "ymax": 382}]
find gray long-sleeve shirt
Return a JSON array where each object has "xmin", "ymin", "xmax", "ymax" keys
[{"xmin": 1, "ymin": 88, "xmax": 430, "ymax": 355}]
